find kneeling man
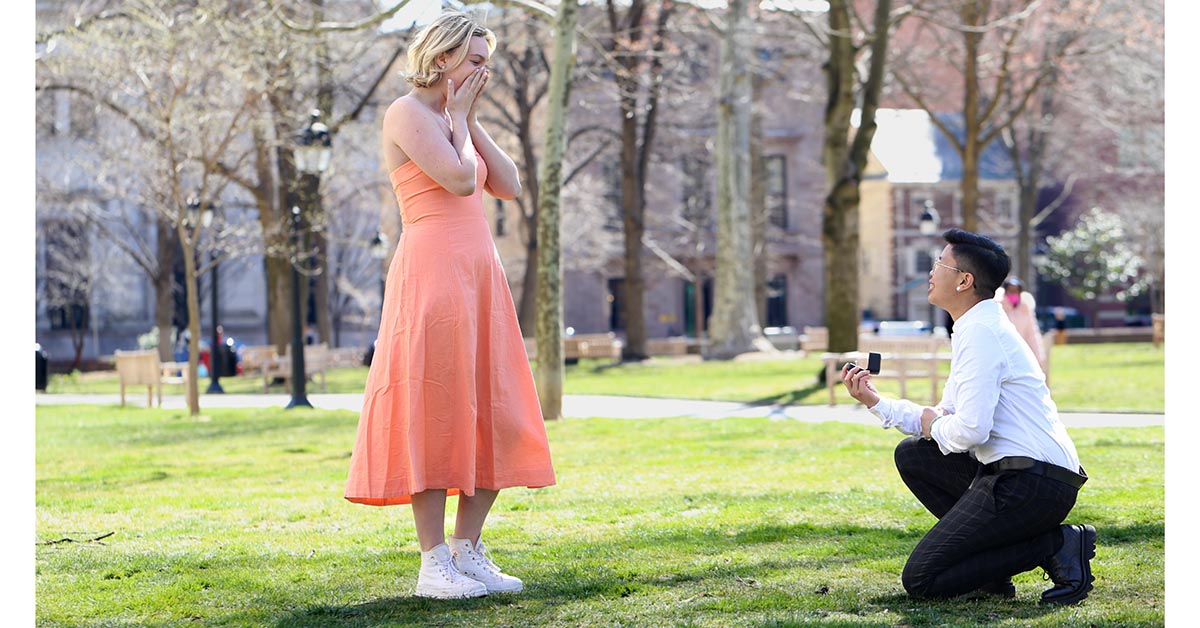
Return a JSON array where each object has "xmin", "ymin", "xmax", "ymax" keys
[{"xmin": 842, "ymin": 228, "xmax": 1094, "ymax": 604}]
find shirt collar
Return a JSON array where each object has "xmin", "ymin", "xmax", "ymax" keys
[{"xmin": 956, "ymin": 298, "xmax": 1000, "ymax": 327}]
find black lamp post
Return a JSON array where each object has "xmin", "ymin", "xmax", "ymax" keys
[
  {"xmin": 201, "ymin": 202, "xmax": 223, "ymax": 394},
  {"xmin": 918, "ymin": 200, "xmax": 940, "ymax": 331},
  {"xmin": 187, "ymin": 197, "xmax": 225, "ymax": 392},
  {"xmin": 287, "ymin": 110, "xmax": 332, "ymax": 409},
  {"xmin": 372, "ymin": 230, "xmax": 388, "ymax": 310}
]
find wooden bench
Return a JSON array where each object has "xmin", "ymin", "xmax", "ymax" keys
[
  {"xmin": 261, "ymin": 342, "xmax": 329, "ymax": 392},
  {"xmin": 524, "ymin": 334, "xmax": 629, "ymax": 362},
  {"xmin": 822, "ymin": 334, "xmax": 951, "ymax": 406},
  {"xmin": 646, "ymin": 337, "xmax": 690, "ymax": 356},
  {"xmin": 326, "ymin": 346, "xmax": 366, "ymax": 368},
  {"xmin": 564, "ymin": 333, "xmax": 623, "ymax": 362},
  {"xmin": 114, "ymin": 349, "xmax": 187, "ymax": 408},
  {"xmin": 239, "ymin": 345, "xmax": 280, "ymax": 379},
  {"xmin": 799, "ymin": 326, "xmax": 827, "ymax": 353}
]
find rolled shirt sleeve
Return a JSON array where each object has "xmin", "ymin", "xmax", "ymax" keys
[{"xmin": 868, "ymin": 397, "xmax": 924, "ymax": 437}]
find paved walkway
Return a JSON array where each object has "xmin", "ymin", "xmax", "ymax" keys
[{"xmin": 35, "ymin": 393, "xmax": 1164, "ymax": 428}]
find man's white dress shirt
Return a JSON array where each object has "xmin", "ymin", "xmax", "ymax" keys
[{"xmin": 868, "ymin": 299, "xmax": 1081, "ymax": 471}]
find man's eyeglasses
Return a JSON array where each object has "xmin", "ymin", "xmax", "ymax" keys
[{"xmin": 933, "ymin": 260, "xmax": 964, "ymax": 274}]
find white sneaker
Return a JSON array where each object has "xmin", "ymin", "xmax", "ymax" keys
[
  {"xmin": 449, "ymin": 537, "xmax": 524, "ymax": 593},
  {"xmin": 415, "ymin": 543, "xmax": 488, "ymax": 599}
]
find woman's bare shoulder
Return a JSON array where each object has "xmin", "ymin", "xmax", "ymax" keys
[{"xmin": 384, "ymin": 95, "xmax": 419, "ymax": 121}]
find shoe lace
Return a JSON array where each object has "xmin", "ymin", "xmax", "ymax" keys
[
  {"xmin": 432, "ymin": 552, "xmax": 469, "ymax": 583},
  {"xmin": 469, "ymin": 544, "xmax": 504, "ymax": 576}
]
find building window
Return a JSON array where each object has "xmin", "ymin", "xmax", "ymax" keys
[
  {"xmin": 765, "ymin": 274, "xmax": 788, "ymax": 328},
  {"xmin": 43, "ymin": 218, "xmax": 91, "ymax": 331},
  {"xmin": 914, "ymin": 248, "xmax": 933, "ymax": 276},
  {"xmin": 607, "ymin": 277, "xmax": 626, "ymax": 331},
  {"xmin": 996, "ymin": 195, "xmax": 1015, "ymax": 223},
  {"xmin": 764, "ymin": 155, "xmax": 787, "ymax": 229},
  {"xmin": 494, "ymin": 198, "xmax": 507, "ymax": 236},
  {"xmin": 680, "ymin": 153, "xmax": 711, "ymax": 228}
]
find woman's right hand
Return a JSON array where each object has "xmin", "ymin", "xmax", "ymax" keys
[{"xmin": 446, "ymin": 68, "xmax": 486, "ymax": 120}]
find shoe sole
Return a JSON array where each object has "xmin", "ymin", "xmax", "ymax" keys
[
  {"xmin": 1041, "ymin": 524, "xmax": 1096, "ymax": 606},
  {"xmin": 483, "ymin": 583, "xmax": 524, "ymax": 594},
  {"xmin": 415, "ymin": 584, "xmax": 488, "ymax": 599}
]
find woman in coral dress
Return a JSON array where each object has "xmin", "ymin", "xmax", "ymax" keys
[
  {"xmin": 344, "ymin": 11, "xmax": 555, "ymax": 599},
  {"xmin": 995, "ymin": 277, "xmax": 1049, "ymax": 379}
]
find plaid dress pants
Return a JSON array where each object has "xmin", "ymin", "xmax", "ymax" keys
[{"xmin": 893, "ymin": 436, "xmax": 1079, "ymax": 599}]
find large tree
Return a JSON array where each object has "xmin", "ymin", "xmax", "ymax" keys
[
  {"xmin": 37, "ymin": 0, "xmax": 259, "ymax": 415},
  {"xmin": 799, "ymin": 0, "xmax": 896, "ymax": 353},
  {"xmin": 533, "ymin": 0, "xmax": 581, "ymax": 421},
  {"xmin": 599, "ymin": 0, "xmax": 675, "ymax": 361},
  {"xmin": 705, "ymin": 0, "xmax": 772, "ymax": 359},
  {"xmin": 892, "ymin": 0, "xmax": 1064, "ymax": 233}
]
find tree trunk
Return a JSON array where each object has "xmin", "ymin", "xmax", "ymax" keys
[
  {"xmin": 750, "ymin": 75, "xmax": 768, "ymax": 326},
  {"xmin": 313, "ymin": 16, "xmax": 335, "ymax": 347},
  {"xmin": 266, "ymin": 255, "xmax": 292, "ymax": 352},
  {"xmin": 534, "ymin": 0, "xmax": 580, "ymax": 422},
  {"xmin": 619, "ymin": 86, "xmax": 648, "ymax": 361},
  {"xmin": 516, "ymin": 114, "xmax": 542, "ymax": 337},
  {"xmin": 959, "ymin": 1, "xmax": 983, "ymax": 232},
  {"xmin": 707, "ymin": 0, "xmax": 767, "ymax": 360},
  {"xmin": 518, "ymin": 240, "xmax": 539, "ymax": 337},
  {"xmin": 823, "ymin": 182, "xmax": 861, "ymax": 352},
  {"xmin": 180, "ymin": 230, "xmax": 202, "ymax": 416},
  {"xmin": 154, "ymin": 216, "xmax": 177, "ymax": 362},
  {"xmin": 823, "ymin": 0, "xmax": 892, "ymax": 353}
]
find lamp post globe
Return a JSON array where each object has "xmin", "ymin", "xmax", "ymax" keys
[{"xmin": 918, "ymin": 200, "xmax": 940, "ymax": 237}]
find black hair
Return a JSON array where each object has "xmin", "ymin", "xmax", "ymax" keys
[
  {"xmin": 942, "ymin": 228, "xmax": 1010, "ymax": 299},
  {"xmin": 1002, "ymin": 276, "xmax": 1024, "ymax": 292}
]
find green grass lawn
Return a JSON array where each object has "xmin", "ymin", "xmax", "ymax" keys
[
  {"xmin": 45, "ymin": 342, "xmax": 1164, "ymax": 413},
  {"xmin": 36, "ymin": 405, "xmax": 1163, "ymax": 627},
  {"xmin": 562, "ymin": 342, "xmax": 1164, "ymax": 413}
]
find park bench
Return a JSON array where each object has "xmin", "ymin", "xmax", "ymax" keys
[
  {"xmin": 799, "ymin": 326, "xmax": 827, "ymax": 353},
  {"xmin": 239, "ymin": 345, "xmax": 280, "ymax": 379},
  {"xmin": 646, "ymin": 336, "xmax": 690, "ymax": 356},
  {"xmin": 260, "ymin": 342, "xmax": 329, "ymax": 392},
  {"xmin": 564, "ymin": 333, "xmax": 623, "ymax": 362},
  {"xmin": 821, "ymin": 334, "xmax": 952, "ymax": 406},
  {"xmin": 114, "ymin": 349, "xmax": 187, "ymax": 408},
  {"xmin": 326, "ymin": 346, "xmax": 366, "ymax": 368}
]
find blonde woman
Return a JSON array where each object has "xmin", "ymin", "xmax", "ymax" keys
[{"xmin": 344, "ymin": 11, "xmax": 556, "ymax": 599}]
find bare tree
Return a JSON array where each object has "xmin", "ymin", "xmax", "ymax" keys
[
  {"xmin": 37, "ymin": 1, "xmax": 260, "ymax": 415},
  {"xmin": 790, "ymin": 0, "xmax": 896, "ymax": 352},
  {"xmin": 705, "ymin": 0, "xmax": 772, "ymax": 359},
  {"xmin": 597, "ymin": 0, "xmax": 675, "ymax": 361},
  {"xmin": 532, "ymin": 0, "xmax": 581, "ymax": 421},
  {"xmin": 892, "ymin": 0, "xmax": 1064, "ymax": 232}
]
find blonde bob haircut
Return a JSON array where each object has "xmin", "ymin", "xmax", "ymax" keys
[{"xmin": 404, "ymin": 11, "xmax": 496, "ymax": 89}]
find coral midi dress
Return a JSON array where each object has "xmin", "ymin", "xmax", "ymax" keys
[{"xmin": 344, "ymin": 153, "xmax": 556, "ymax": 506}]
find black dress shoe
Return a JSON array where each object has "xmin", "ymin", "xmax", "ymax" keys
[{"xmin": 1040, "ymin": 524, "xmax": 1096, "ymax": 605}]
